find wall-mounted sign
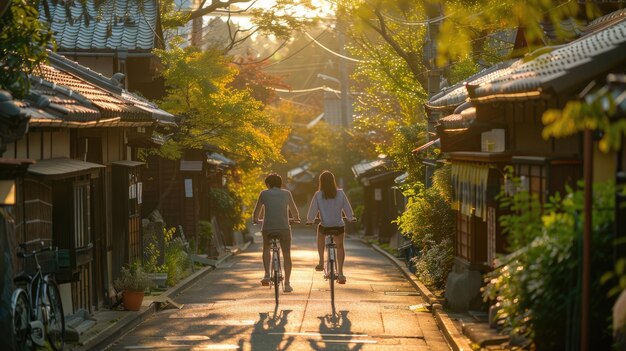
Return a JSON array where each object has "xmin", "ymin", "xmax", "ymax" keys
[
  {"xmin": 184, "ymin": 179, "xmax": 193, "ymax": 198},
  {"xmin": 374, "ymin": 188, "xmax": 382, "ymax": 201}
]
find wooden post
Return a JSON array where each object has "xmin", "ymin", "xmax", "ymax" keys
[{"xmin": 581, "ymin": 128, "xmax": 593, "ymax": 351}]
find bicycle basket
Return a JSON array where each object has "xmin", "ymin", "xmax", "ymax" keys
[{"xmin": 24, "ymin": 250, "xmax": 59, "ymax": 276}]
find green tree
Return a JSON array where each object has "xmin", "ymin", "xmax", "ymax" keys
[
  {"xmin": 157, "ymin": 0, "xmax": 320, "ymax": 55},
  {"xmin": 155, "ymin": 42, "xmax": 286, "ymax": 166},
  {"xmin": 148, "ymin": 41, "xmax": 289, "ymax": 221},
  {"xmin": 0, "ymin": 0, "xmax": 53, "ymax": 97},
  {"xmin": 433, "ymin": 0, "xmax": 600, "ymax": 65}
]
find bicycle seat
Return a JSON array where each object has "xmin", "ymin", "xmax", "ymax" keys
[
  {"xmin": 322, "ymin": 227, "xmax": 344, "ymax": 236},
  {"xmin": 267, "ymin": 232, "xmax": 282, "ymax": 240}
]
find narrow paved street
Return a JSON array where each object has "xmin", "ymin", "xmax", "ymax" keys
[{"xmin": 106, "ymin": 226, "xmax": 451, "ymax": 351}]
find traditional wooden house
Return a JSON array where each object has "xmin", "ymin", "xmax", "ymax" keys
[
  {"xmin": 142, "ymin": 148, "xmax": 235, "ymax": 256},
  {"xmin": 38, "ymin": 0, "xmax": 165, "ymax": 99},
  {"xmin": 0, "ymin": 90, "xmax": 32, "ymax": 350},
  {"xmin": 430, "ymin": 10, "xmax": 626, "ymax": 310},
  {"xmin": 6, "ymin": 51, "xmax": 175, "ymax": 313},
  {"xmin": 352, "ymin": 158, "xmax": 404, "ymax": 242}
]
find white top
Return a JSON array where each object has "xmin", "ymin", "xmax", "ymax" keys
[{"xmin": 306, "ymin": 189, "xmax": 354, "ymax": 227}]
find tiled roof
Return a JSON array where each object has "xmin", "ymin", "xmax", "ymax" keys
[
  {"xmin": 541, "ymin": 17, "xmax": 585, "ymax": 42},
  {"xmin": 426, "ymin": 60, "xmax": 516, "ymax": 110},
  {"xmin": 439, "ymin": 107, "xmax": 477, "ymax": 130},
  {"xmin": 46, "ymin": 51, "xmax": 176, "ymax": 125},
  {"xmin": 31, "ymin": 65, "xmax": 150, "ymax": 121},
  {"xmin": 39, "ymin": 0, "xmax": 158, "ymax": 51},
  {"xmin": 22, "ymin": 52, "xmax": 176, "ymax": 129},
  {"xmin": 469, "ymin": 18, "xmax": 626, "ymax": 101},
  {"xmin": 351, "ymin": 158, "xmax": 391, "ymax": 178},
  {"xmin": 583, "ymin": 8, "xmax": 626, "ymax": 35}
]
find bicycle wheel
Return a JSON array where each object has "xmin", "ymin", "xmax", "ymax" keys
[
  {"xmin": 45, "ymin": 279, "xmax": 65, "ymax": 351},
  {"xmin": 328, "ymin": 254, "xmax": 335, "ymax": 307},
  {"xmin": 272, "ymin": 249, "xmax": 280, "ymax": 305},
  {"xmin": 11, "ymin": 289, "xmax": 31, "ymax": 351}
]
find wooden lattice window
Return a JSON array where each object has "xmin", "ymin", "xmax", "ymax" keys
[
  {"xmin": 456, "ymin": 213, "xmax": 471, "ymax": 262},
  {"xmin": 73, "ymin": 180, "xmax": 91, "ymax": 248}
]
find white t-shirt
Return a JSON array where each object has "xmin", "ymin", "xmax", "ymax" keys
[{"xmin": 306, "ymin": 189, "xmax": 354, "ymax": 227}]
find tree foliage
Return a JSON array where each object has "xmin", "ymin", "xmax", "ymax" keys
[
  {"xmin": 543, "ymin": 87, "xmax": 626, "ymax": 153},
  {"xmin": 433, "ymin": 0, "xmax": 600, "ymax": 65},
  {"xmin": 483, "ymin": 180, "xmax": 616, "ymax": 349},
  {"xmin": 154, "ymin": 40, "xmax": 287, "ymax": 167},
  {"xmin": 158, "ymin": 0, "xmax": 320, "ymax": 56},
  {"xmin": 230, "ymin": 55, "xmax": 290, "ymax": 106},
  {"xmin": 395, "ymin": 165, "xmax": 455, "ymax": 289},
  {"xmin": 0, "ymin": 0, "xmax": 53, "ymax": 97}
]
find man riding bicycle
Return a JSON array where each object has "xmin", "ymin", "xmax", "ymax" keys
[{"xmin": 252, "ymin": 173, "xmax": 300, "ymax": 293}]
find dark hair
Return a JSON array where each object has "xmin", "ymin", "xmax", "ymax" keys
[
  {"xmin": 265, "ymin": 173, "xmax": 282, "ymax": 188},
  {"xmin": 318, "ymin": 170, "xmax": 337, "ymax": 199}
]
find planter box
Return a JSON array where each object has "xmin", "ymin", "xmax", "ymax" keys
[{"xmin": 147, "ymin": 272, "xmax": 168, "ymax": 288}]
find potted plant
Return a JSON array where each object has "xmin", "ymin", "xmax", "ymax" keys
[{"xmin": 113, "ymin": 264, "xmax": 153, "ymax": 311}]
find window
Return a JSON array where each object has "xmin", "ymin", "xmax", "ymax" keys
[{"xmin": 73, "ymin": 180, "xmax": 91, "ymax": 248}]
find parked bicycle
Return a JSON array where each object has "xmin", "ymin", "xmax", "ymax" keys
[{"xmin": 11, "ymin": 238, "xmax": 66, "ymax": 351}]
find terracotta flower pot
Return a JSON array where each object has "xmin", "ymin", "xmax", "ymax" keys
[{"xmin": 122, "ymin": 290, "xmax": 145, "ymax": 311}]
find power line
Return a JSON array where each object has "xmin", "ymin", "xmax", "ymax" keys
[
  {"xmin": 270, "ymin": 86, "xmax": 341, "ymax": 93},
  {"xmin": 303, "ymin": 32, "xmax": 365, "ymax": 63}
]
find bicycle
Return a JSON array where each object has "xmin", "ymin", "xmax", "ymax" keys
[
  {"xmin": 267, "ymin": 231, "xmax": 283, "ymax": 306},
  {"xmin": 321, "ymin": 226, "xmax": 341, "ymax": 309},
  {"xmin": 255, "ymin": 219, "xmax": 299, "ymax": 306},
  {"xmin": 307, "ymin": 218, "xmax": 356, "ymax": 311},
  {"xmin": 11, "ymin": 238, "xmax": 66, "ymax": 351}
]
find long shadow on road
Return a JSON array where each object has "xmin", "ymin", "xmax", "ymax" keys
[
  {"xmin": 245, "ymin": 309, "xmax": 294, "ymax": 351},
  {"xmin": 309, "ymin": 310, "xmax": 363, "ymax": 351}
]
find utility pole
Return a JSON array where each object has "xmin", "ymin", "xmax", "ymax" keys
[
  {"xmin": 337, "ymin": 15, "xmax": 350, "ymax": 189},
  {"xmin": 338, "ymin": 25, "xmax": 350, "ymax": 129}
]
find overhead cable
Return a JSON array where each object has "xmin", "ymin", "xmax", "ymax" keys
[
  {"xmin": 303, "ymin": 32, "xmax": 364, "ymax": 63},
  {"xmin": 269, "ymin": 86, "xmax": 341, "ymax": 93}
]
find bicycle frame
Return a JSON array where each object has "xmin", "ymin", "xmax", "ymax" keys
[
  {"xmin": 12, "ymin": 240, "xmax": 66, "ymax": 351},
  {"xmin": 323, "ymin": 229, "xmax": 341, "ymax": 311},
  {"xmin": 268, "ymin": 234, "xmax": 283, "ymax": 305},
  {"xmin": 13, "ymin": 254, "xmax": 47, "ymax": 348},
  {"xmin": 324, "ymin": 234, "xmax": 338, "ymax": 280}
]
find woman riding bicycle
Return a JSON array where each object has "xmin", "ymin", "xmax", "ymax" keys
[
  {"xmin": 252, "ymin": 173, "xmax": 300, "ymax": 293},
  {"xmin": 306, "ymin": 170, "xmax": 356, "ymax": 284}
]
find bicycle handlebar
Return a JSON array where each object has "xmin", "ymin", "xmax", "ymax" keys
[
  {"xmin": 305, "ymin": 217, "xmax": 357, "ymax": 225},
  {"xmin": 18, "ymin": 238, "xmax": 52, "ymax": 249},
  {"xmin": 253, "ymin": 219, "xmax": 301, "ymax": 225},
  {"xmin": 17, "ymin": 245, "xmax": 56, "ymax": 259}
]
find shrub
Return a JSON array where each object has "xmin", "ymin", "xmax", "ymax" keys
[
  {"xmin": 395, "ymin": 165, "xmax": 455, "ymax": 289},
  {"xmin": 210, "ymin": 188, "xmax": 244, "ymax": 231},
  {"xmin": 483, "ymin": 181, "xmax": 616, "ymax": 350}
]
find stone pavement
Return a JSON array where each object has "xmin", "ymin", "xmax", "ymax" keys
[
  {"xmin": 369, "ymin": 243, "xmax": 511, "ymax": 351},
  {"xmin": 66, "ymin": 243, "xmax": 248, "ymax": 351},
  {"xmin": 64, "ymin": 236, "xmax": 501, "ymax": 351}
]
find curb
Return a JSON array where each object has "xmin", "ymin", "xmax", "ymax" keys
[
  {"xmin": 78, "ymin": 241, "xmax": 251, "ymax": 351},
  {"xmin": 367, "ymin": 241, "xmax": 473, "ymax": 351}
]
